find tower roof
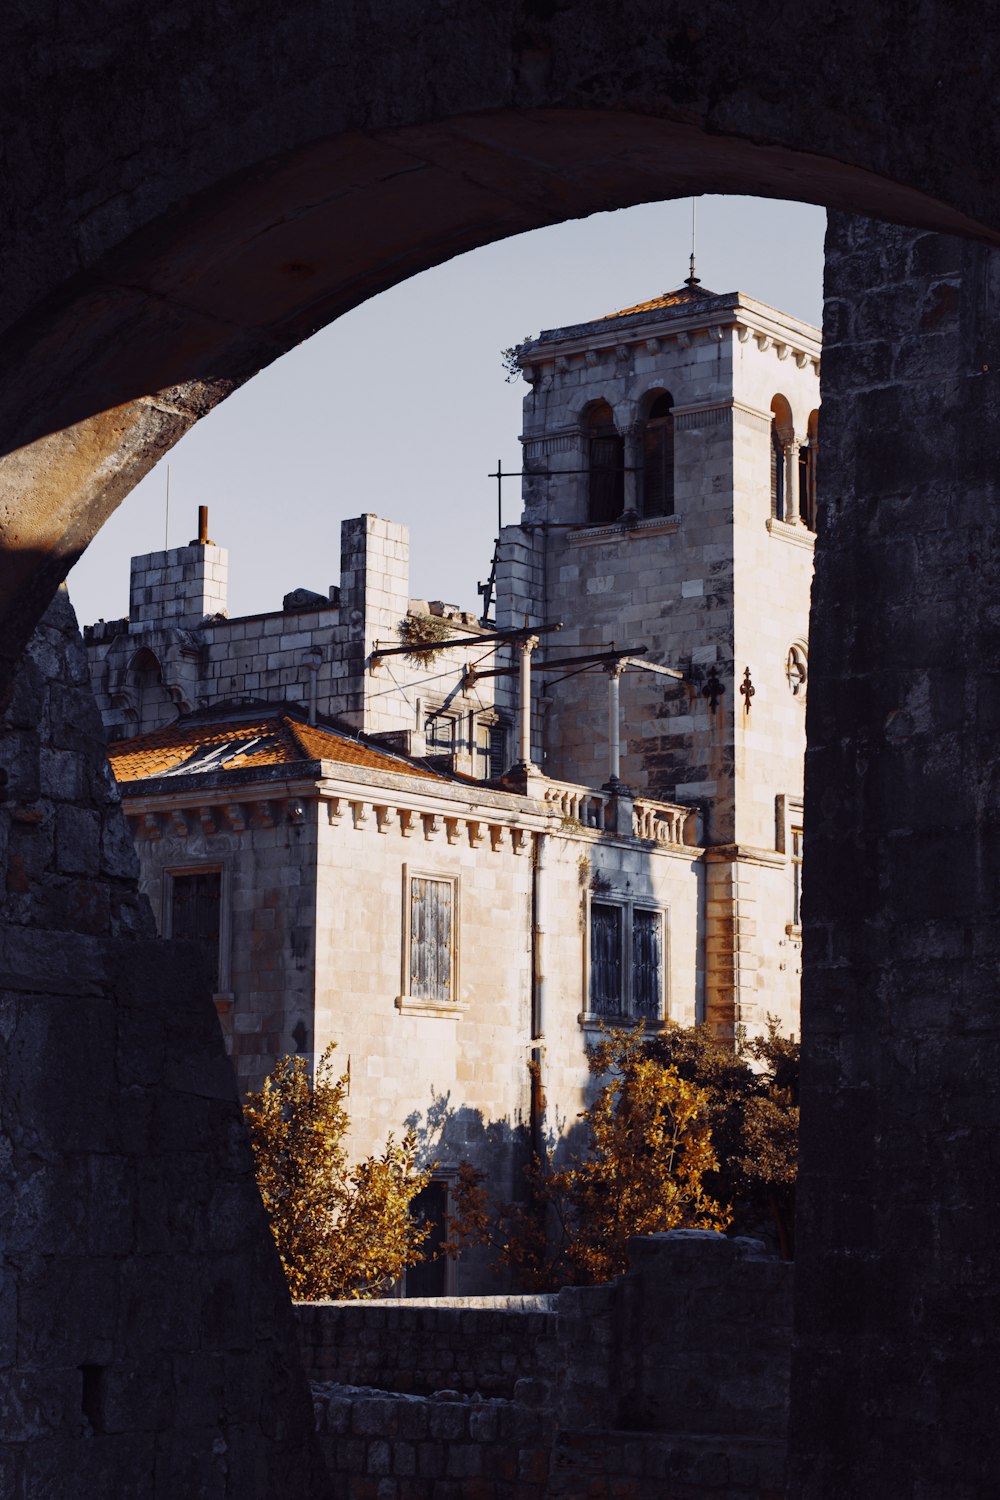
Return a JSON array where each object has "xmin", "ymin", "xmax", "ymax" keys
[{"xmin": 597, "ymin": 283, "xmax": 720, "ymax": 321}]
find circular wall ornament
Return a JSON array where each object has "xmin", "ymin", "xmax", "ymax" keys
[{"xmin": 786, "ymin": 642, "xmax": 808, "ymax": 699}]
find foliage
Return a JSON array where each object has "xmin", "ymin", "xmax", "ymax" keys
[
  {"xmin": 244, "ymin": 1045, "xmax": 433, "ymax": 1299},
  {"xmin": 647, "ymin": 1017, "xmax": 800, "ymax": 1258},
  {"xmin": 448, "ymin": 1027, "xmax": 729, "ymax": 1290},
  {"xmin": 501, "ymin": 336, "xmax": 534, "ymax": 383},
  {"xmin": 397, "ymin": 612, "xmax": 455, "ymax": 665}
]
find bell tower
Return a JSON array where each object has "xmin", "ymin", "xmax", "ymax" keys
[{"xmin": 495, "ymin": 283, "xmax": 820, "ymax": 1039}]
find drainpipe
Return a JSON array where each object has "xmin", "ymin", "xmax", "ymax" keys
[{"xmin": 530, "ymin": 831, "xmax": 549, "ymax": 1160}]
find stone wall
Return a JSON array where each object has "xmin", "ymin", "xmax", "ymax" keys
[
  {"xmin": 791, "ymin": 218, "xmax": 1000, "ymax": 1494},
  {"xmin": 304, "ymin": 1232, "xmax": 791, "ymax": 1499},
  {"xmin": 0, "ymin": 592, "xmax": 326, "ymax": 1498},
  {"xmin": 297, "ymin": 1296, "xmax": 557, "ymax": 1398}
]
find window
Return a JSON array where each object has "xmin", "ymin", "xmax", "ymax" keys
[
  {"xmin": 586, "ymin": 400, "xmax": 625, "ymax": 524},
  {"xmin": 165, "ymin": 867, "xmax": 225, "ymax": 991},
  {"xmin": 424, "ymin": 710, "xmax": 455, "ymax": 753},
  {"xmin": 800, "ymin": 409, "xmax": 819, "ymax": 530},
  {"xmin": 632, "ymin": 909, "xmax": 663, "ymax": 1020},
  {"xmin": 642, "ymin": 391, "xmax": 674, "ymax": 517},
  {"xmin": 770, "ymin": 395, "xmax": 793, "ymax": 521},
  {"xmin": 770, "ymin": 421, "xmax": 785, "ymax": 519},
  {"xmin": 405, "ymin": 1180, "xmax": 451, "ymax": 1297},
  {"xmin": 791, "ymin": 827, "xmax": 803, "ymax": 930},
  {"xmin": 475, "ymin": 717, "xmax": 508, "ymax": 780},
  {"xmin": 398, "ymin": 868, "xmax": 461, "ymax": 1015},
  {"xmin": 587, "ymin": 900, "xmax": 665, "ymax": 1023}
]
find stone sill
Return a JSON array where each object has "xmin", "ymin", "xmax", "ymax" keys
[
  {"xmin": 568, "ymin": 515, "xmax": 682, "ymax": 546},
  {"xmin": 395, "ymin": 996, "xmax": 469, "ymax": 1019},
  {"xmin": 578, "ymin": 1013, "xmax": 668, "ymax": 1032},
  {"xmin": 766, "ymin": 517, "xmax": 816, "ymax": 550}
]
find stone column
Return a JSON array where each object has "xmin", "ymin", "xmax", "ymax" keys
[
  {"xmin": 621, "ymin": 425, "xmax": 641, "ymax": 517},
  {"xmin": 605, "ymin": 660, "xmax": 625, "ymax": 787},
  {"xmin": 516, "ymin": 634, "xmax": 538, "ymax": 768},
  {"xmin": 784, "ymin": 439, "xmax": 801, "ymax": 524},
  {"xmin": 789, "ymin": 217, "xmax": 1000, "ymax": 1496}
]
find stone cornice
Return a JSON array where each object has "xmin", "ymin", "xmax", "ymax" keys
[{"xmin": 519, "ymin": 292, "xmax": 820, "ymax": 379}]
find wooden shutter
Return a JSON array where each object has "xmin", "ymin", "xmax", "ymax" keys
[
  {"xmin": 410, "ymin": 877, "xmax": 453, "ymax": 1001},
  {"xmin": 170, "ymin": 870, "xmax": 222, "ymax": 989},
  {"xmin": 632, "ymin": 910, "xmax": 662, "ymax": 1020},
  {"xmin": 590, "ymin": 902, "xmax": 623, "ymax": 1016},
  {"xmin": 589, "ymin": 434, "xmax": 625, "ymax": 524},
  {"xmin": 771, "ymin": 426, "xmax": 784, "ymax": 519},
  {"xmin": 643, "ymin": 397, "xmax": 674, "ymax": 518}
]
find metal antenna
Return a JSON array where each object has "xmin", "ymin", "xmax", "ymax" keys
[{"xmin": 685, "ymin": 199, "xmax": 701, "ymax": 289}]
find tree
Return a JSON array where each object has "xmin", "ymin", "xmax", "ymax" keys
[
  {"xmin": 243, "ymin": 1045, "xmax": 433, "ymax": 1299},
  {"xmin": 449, "ymin": 1027, "xmax": 729, "ymax": 1290},
  {"xmin": 648, "ymin": 1018, "xmax": 800, "ymax": 1258}
]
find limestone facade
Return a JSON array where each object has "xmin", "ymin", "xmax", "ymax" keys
[
  {"xmin": 498, "ymin": 284, "xmax": 819, "ymax": 1038},
  {"xmin": 82, "ymin": 281, "xmax": 816, "ymax": 1291}
]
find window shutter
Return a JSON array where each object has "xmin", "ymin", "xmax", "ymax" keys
[
  {"xmin": 410, "ymin": 877, "xmax": 452, "ymax": 1002},
  {"xmin": 589, "ymin": 435, "xmax": 625, "ymax": 524},
  {"xmin": 170, "ymin": 870, "xmax": 222, "ymax": 989},
  {"xmin": 771, "ymin": 426, "xmax": 784, "ymax": 519},
  {"xmin": 590, "ymin": 902, "xmax": 623, "ymax": 1015},
  {"xmin": 632, "ymin": 910, "xmax": 662, "ymax": 1020}
]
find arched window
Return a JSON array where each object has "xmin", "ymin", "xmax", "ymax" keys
[
  {"xmin": 770, "ymin": 396, "xmax": 793, "ymax": 521},
  {"xmin": 799, "ymin": 409, "xmax": 819, "ymax": 530},
  {"xmin": 586, "ymin": 401, "xmax": 625, "ymax": 524},
  {"xmin": 642, "ymin": 391, "xmax": 674, "ymax": 518},
  {"xmin": 124, "ymin": 647, "xmax": 176, "ymax": 734}
]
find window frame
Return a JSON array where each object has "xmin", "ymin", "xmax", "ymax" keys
[
  {"xmin": 396, "ymin": 865, "xmax": 464, "ymax": 1018},
  {"xmin": 582, "ymin": 895, "xmax": 668, "ymax": 1028},
  {"xmin": 775, "ymin": 793, "xmax": 805, "ymax": 937}
]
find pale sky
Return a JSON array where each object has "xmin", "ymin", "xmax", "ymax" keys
[{"xmin": 68, "ymin": 194, "xmax": 825, "ymax": 628}]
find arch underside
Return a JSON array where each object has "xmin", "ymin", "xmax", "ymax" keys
[{"xmin": 0, "ymin": 85, "xmax": 998, "ymax": 686}]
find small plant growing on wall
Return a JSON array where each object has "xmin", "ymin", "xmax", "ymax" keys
[
  {"xmin": 397, "ymin": 613, "xmax": 454, "ymax": 665},
  {"xmin": 244, "ymin": 1044, "xmax": 433, "ymax": 1299},
  {"xmin": 501, "ymin": 336, "xmax": 534, "ymax": 382}
]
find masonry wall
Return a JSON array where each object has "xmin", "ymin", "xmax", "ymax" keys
[
  {"xmin": 304, "ymin": 1233, "xmax": 792, "ymax": 1500},
  {"xmin": 85, "ymin": 512, "xmax": 511, "ymax": 775},
  {"xmin": 126, "ymin": 784, "xmax": 321, "ymax": 1088},
  {"xmin": 0, "ymin": 593, "xmax": 325, "ymax": 1499},
  {"xmin": 312, "ymin": 777, "xmax": 536, "ymax": 1291},
  {"xmin": 790, "ymin": 218, "xmax": 1000, "ymax": 1496},
  {"xmin": 538, "ymin": 827, "xmax": 704, "ymax": 1158},
  {"xmin": 297, "ymin": 1296, "xmax": 557, "ymax": 1397}
]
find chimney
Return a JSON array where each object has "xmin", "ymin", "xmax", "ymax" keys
[{"xmin": 191, "ymin": 505, "xmax": 213, "ymax": 546}]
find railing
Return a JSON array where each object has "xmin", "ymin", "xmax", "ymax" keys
[
  {"xmin": 541, "ymin": 780, "xmax": 608, "ymax": 830},
  {"xmin": 632, "ymin": 798, "xmax": 693, "ymax": 847},
  {"xmin": 539, "ymin": 779, "xmax": 695, "ymax": 847}
]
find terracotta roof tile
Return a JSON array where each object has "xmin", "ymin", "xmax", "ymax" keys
[
  {"xmin": 597, "ymin": 285, "xmax": 718, "ymax": 321},
  {"xmin": 108, "ymin": 713, "xmax": 442, "ymax": 784}
]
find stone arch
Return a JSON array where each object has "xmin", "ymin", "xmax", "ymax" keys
[{"xmin": 2, "ymin": 4, "xmax": 1000, "ymax": 680}]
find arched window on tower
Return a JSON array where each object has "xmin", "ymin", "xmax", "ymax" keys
[
  {"xmin": 586, "ymin": 401, "xmax": 625, "ymax": 525},
  {"xmin": 799, "ymin": 409, "xmax": 819, "ymax": 530},
  {"xmin": 770, "ymin": 396, "xmax": 793, "ymax": 521},
  {"xmin": 642, "ymin": 391, "xmax": 675, "ymax": 518}
]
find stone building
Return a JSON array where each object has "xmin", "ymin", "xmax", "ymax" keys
[{"xmin": 82, "ymin": 280, "xmax": 818, "ymax": 1291}]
